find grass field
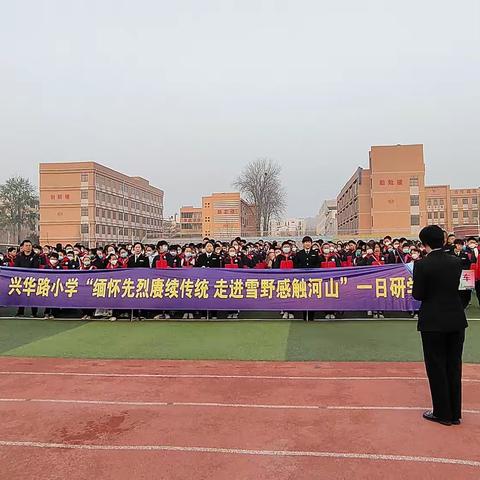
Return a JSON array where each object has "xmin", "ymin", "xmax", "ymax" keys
[{"xmin": 1, "ymin": 318, "xmax": 479, "ymax": 363}]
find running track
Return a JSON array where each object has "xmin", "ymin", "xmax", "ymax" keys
[{"xmin": 0, "ymin": 357, "xmax": 479, "ymax": 479}]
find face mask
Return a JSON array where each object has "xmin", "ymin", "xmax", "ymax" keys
[
  {"xmin": 146, "ymin": 251, "xmax": 153, "ymax": 257},
  {"xmin": 58, "ymin": 255, "xmax": 64, "ymax": 261},
  {"xmin": 50, "ymin": 259, "xmax": 58, "ymax": 266},
  {"xmin": 403, "ymin": 248, "xmax": 410, "ymax": 254},
  {"xmin": 110, "ymin": 259, "xmax": 118, "ymax": 265},
  {"xmin": 468, "ymin": 244, "xmax": 477, "ymax": 250},
  {"xmin": 83, "ymin": 261, "xmax": 91, "ymax": 267},
  {"xmin": 388, "ymin": 247, "xmax": 393, "ymax": 252},
  {"xmin": 411, "ymin": 254, "xmax": 419, "ymax": 260},
  {"xmin": 97, "ymin": 252, "xmax": 103, "ymax": 257},
  {"xmin": 282, "ymin": 247, "xmax": 291, "ymax": 254},
  {"xmin": 366, "ymin": 249, "xmax": 373, "ymax": 255},
  {"xmin": 74, "ymin": 250, "xmax": 80, "ymax": 255},
  {"xmin": 67, "ymin": 255, "xmax": 74, "ymax": 261},
  {"xmin": 323, "ymin": 248, "xmax": 331, "ymax": 254},
  {"xmin": 120, "ymin": 252, "xmax": 128, "ymax": 258},
  {"xmin": 0, "ymin": 255, "xmax": 3, "ymax": 261},
  {"xmin": 185, "ymin": 252, "xmax": 192, "ymax": 258},
  {"xmin": 229, "ymin": 251, "xmax": 236, "ymax": 257},
  {"xmin": 169, "ymin": 251, "xmax": 177, "ymax": 257},
  {"xmin": 90, "ymin": 254, "xmax": 96, "ymax": 260}
]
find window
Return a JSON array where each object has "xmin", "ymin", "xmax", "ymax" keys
[
  {"xmin": 107, "ymin": 210, "xmax": 111, "ymax": 219},
  {"xmin": 463, "ymin": 211, "xmax": 469, "ymax": 219},
  {"xmin": 81, "ymin": 207, "xmax": 88, "ymax": 216},
  {"xmin": 439, "ymin": 212, "xmax": 445, "ymax": 219},
  {"xmin": 427, "ymin": 212, "xmax": 432, "ymax": 219},
  {"xmin": 452, "ymin": 198, "xmax": 458, "ymax": 205},
  {"xmin": 112, "ymin": 211, "xmax": 116, "ymax": 220},
  {"xmin": 81, "ymin": 173, "xmax": 88, "ymax": 182},
  {"xmin": 433, "ymin": 212, "xmax": 438, "ymax": 219},
  {"xmin": 107, "ymin": 226, "xmax": 111, "ymax": 235},
  {"xmin": 81, "ymin": 224, "xmax": 89, "ymax": 233},
  {"xmin": 118, "ymin": 227, "xmax": 123, "ymax": 236},
  {"xmin": 473, "ymin": 210, "xmax": 479, "ymax": 218},
  {"xmin": 453, "ymin": 211, "xmax": 458, "ymax": 218},
  {"xmin": 95, "ymin": 224, "xmax": 100, "ymax": 234},
  {"xmin": 463, "ymin": 198, "xmax": 469, "ymax": 205},
  {"xmin": 433, "ymin": 199, "xmax": 438, "ymax": 206},
  {"xmin": 96, "ymin": 207, "xmax": 100, "ymax": 217},
  {"xmin": 410, "ymin": 215, "xmax": 420, "ymax": 226},
  {"xmin": 473, "ymin": 197, "xmax": 478, "ymax": 205},
  {"xmin": 410, "ymin": 195, "xmax": 419, "ymax": 206},
  {"xmin": 102, "ymin": 225, "xmax": 106, "ymax": 234},
  {"xmin": 439, "ymin": 199, "xmax": 444, "ymax": 205},
  {"xmin": 118, "ymin": 212, "xmax": 123, "ymax": 221},
  {"xmin": 81, "ymin": 191, "xmax": 88, "ymax": 199},
  {"xmin": 409, "ymin": 177, "xmax": 419, "ymax": 187}
]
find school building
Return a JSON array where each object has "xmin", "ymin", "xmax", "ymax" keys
[{"xmin": 39, "ymin": 162, "xmax": 164, "ymax": 247}]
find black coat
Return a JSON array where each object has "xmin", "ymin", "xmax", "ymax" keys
[
  {"xmin": 412, "ymin": 250, "xmax": 468, "ymax": 332},
  {"xmin": 127, "ymin": 254, "xmax": 150, "ymax": 268},
  {"xmin": 195, "ymin": 253, "xmax": 222, "ymax": 268},
  {"xmin": 294, "ymin": 249, "xmax": 320, "ymax": 268},
  {"xmin": 14, "ymin": 252, "xmax": 40, "ymax": 269},
  {"xmin": 449, "ymin": 250, "xmax": 472, "ymax": 270}
]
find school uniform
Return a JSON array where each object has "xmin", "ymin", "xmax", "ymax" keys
[
  {"xmin": 14, "ymin": 252, "xmax": 40, "ymax": 317},
  {"xmin": 127, "ymin": 254, "xmax": 149, "ymax": 318},
  {"xmin": 195, "ymin": 252, "xmax": 222, "ymax": 318},
  {"xmin": 294, "ymin": 249, "xmax": 319, "ymax": 321}
]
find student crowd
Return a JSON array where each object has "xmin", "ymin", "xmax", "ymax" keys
[{"xmin": 2, "ymin": 232, "xmax": 479, "ymax": 320}]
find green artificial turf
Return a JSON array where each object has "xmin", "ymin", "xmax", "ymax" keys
[{"xmin": 1, "ymin": 319, "xmax": 479, "ymax": 363}]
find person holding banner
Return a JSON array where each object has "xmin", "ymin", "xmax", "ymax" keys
[
  {"xmin": 14, "ymin": 240, "xmax": 40, "ymax": 318},
  {"xmin": 195, "ymin": 241, "xmax": 222, "ymax": 319},
  {"xmin": 273, "ymin": 241, "xmax": 295, "ymax": 319},
  {"xmin": 412, "ymin": 225, "xmax": 467, "ymax": 426},
  {"xmin": 450, "ymin": 239, "xmax": 472, "ymax": 309},
  {"xmin": 295, "ymin": 236, "xmax": 319, "ymax": 321},
  {"xmin": 319, "ymin": 243, "xmax": 341, "ymax": 320}
]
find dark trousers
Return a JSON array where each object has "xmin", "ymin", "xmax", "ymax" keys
[
  {"xmin": 303, "ymin": 311, "xmax": 315, "ymax": 321},
  {"xmin": 421, "ymin": 330, "xmax": 465, "ymax": 421},
  {"xmin": 476, "ymin": 281, "xmax": 480, "ymax": 304},
  {"xmin": 17, "ymin": 307, "xmax": 38, "ymax": 317},
  {"xmin": 459, "ymin": 290, "xmax": 472, "ymax": 309}
]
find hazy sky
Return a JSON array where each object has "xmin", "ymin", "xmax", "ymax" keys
[{"xmin": 1, "ymin": 1, "xmax": 479, "ymax": 218}]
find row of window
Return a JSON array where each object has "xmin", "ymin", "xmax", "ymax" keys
[
  {"xmin": 93, "ymin": 225, "xmax": 154, "ymax": 237},
  {"xmin": 427, "ymin": 197, "xmax": 477, "ymax": 206},
  {"xmin": 94, "ymin": 191, "xmax": 161, "ymax": 215},
  {"xmin": 94, "ymin": 173, "xmax": 161, "ymax": 205},
  {"xmin": 94, "ymin": 208, "xmax": 160, "ymax": 226}
]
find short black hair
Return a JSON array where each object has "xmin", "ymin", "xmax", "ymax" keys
[
  {"xmin": 302, "ymin": 236, "xmax": 313, "ymax": 243},
  {"xmin": 454, "ymin": 239, "xmax": 464, "ymax": 246},
  {"xmin": 133, "ymin": 242, "xmax": 143, "ymax": 248},
  {"xmin": 20, "ymin": 239, "xmax": 32, "ymax": 247},
  {"xmin": 419, "ymin": 225, "xmax": 445, "ymax": 249}
]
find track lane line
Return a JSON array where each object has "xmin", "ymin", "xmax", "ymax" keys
[
  {"xmin": 0, "ymin": 397, "xmax": 478, "ymax": 414},
  {"xmin": 0, "ymin": 371, "xmax": 479, "ymax": 382},
  {"xmin": 0, "ymin": 440, "xmax": 479, "ymax": 467}
]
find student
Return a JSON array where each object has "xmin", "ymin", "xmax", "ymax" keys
[
  {"xmin": 154, "ymin": 241, "xmax": 169, "ymax": 269},
  {"xmin": 127, "ymin": 242, "xmax": 149, "ymax": 320},
  {"xmin": 92, "ymin": 247, "xmax": 106, "ymax": 269},
  {"xmin": 318, "ymin": 243, "xmax": 341, "ymax": 319},
  {"xmin": 195, "ymin": 241, "xmax": 222, "ymax": 319},
  {"xmin": 272, "ymin": 241, "xmax": 295, "ymax": 319},
  {"xmin": 118, "ymin": 247, "xmax": 130, "ymax": 268},
  {"xmin": 43, "ymin": 253, "xmax": 62, "ymax": 319},
  {"xmin": 223, "ymin": 246, "xmax": 244, "ymax": 319},
  {"xmin": 450, "ymin": 239, "xmax": 472, "ymax": 309},
  {"xmin": 14, "ymin": 240, "xmax": 40, "ymax": 318},
  {"xmin": 166, "ymin": 245, "xmax": 183, "ymax": 268},
  {"xmin": 465, "ymin": 237, "xmax": 480, "ymax": 305},
  {"xmin": 294, "ymin": 236, "xmax": 320, "ymax": 321}
]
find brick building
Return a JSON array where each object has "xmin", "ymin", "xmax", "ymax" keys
[
  {"xmin": 337, "ymin": 144, "xmax": 427, "ymax": 238},
  {"xmin": 179, "ymin": 206, "xmax": 203, "ymax": 239},
  {"xmin": 39, "ymin": 162, "xmax": 164, "ymax": 247}
]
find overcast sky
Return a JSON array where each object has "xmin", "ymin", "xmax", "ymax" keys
[{"xmin": 1, "ymin": 1, "xmax": 479, "ymax": 218}]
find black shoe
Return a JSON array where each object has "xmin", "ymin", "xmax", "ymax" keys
[
  {"xmin": 452, "ymin": 418, "xmax": 462, "ymax": 425},
  {"xmin": 423, "ymin": 410, "xmax": 451, "ymax": 426}
]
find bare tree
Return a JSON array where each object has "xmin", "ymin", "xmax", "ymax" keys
[{"xmin": 233, "ymin": 158, "xmax": 286, "ymax": 235}]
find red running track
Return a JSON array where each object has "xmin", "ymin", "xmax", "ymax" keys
[{"xmin": 0, "ymin": 357, "xmax": 479, "ymax": 480}]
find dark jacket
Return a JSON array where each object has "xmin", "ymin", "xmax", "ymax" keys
[
  {"xmin": 127, "ymin": 253, "xmax": 150, "ymax": 268},
  {"xmin": 14, "ymin": 252, "xmax": 40, "ymax": 269},
  {"xmin": 412, "ymin": 250, "xmax": 468, "ymax": 332},
  {"xmin": 294, "ymin": 249, "xmax": 320, "ymax": 268},
  {"xmin": 449, "ymin": 249, "xmax": 472, "ymax": 270},
  {"xmin": 195, "ymin": 252, "xmax": 222, "ymax": 268}
]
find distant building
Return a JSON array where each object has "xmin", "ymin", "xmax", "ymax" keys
[
  {"xmin": 337, "ymin": 144, "xmax": 427, "ymax": 238},
  {"xmin": 179, "ymin": 206, "xmax": 203, "ymax": 239},
  {"xmin": 202, "ymin": 192, "xmax": 256, "ymax": 239},
  {"xmin": 425, "ymin": 185, "xmax": 479, "ymax": 237},
  {"xmin": 269, "ymin": 218, "xmax": 306, "ymax": 237},
  {"xmin": 316, "ymin": 200, "xmax": 337, "ymax": 238},
  {"xmin": 39, "ymin": 162, "xmax": 164, "ymax": 247}
]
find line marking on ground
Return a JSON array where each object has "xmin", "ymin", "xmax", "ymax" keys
[
  {"xmin": 0, "ymin": 440, "xmax": 479, "ymax": 467},
  {"xmin": 0, "ymin": 371, "xmax": 479, "ymax": 382},
  {"xmin": 0, "ymin": 397, "xmax": 478, "ymax": 414}
]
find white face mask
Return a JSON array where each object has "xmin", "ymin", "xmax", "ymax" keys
[
  {"xmin": 229, "ymin": 251, "xmax": 236, "ymax": 257},
  {"xmin": 110, "ymin": 259, "xmax": 118, "ymax": 265},
  {"xmin": 323, "ymin": 248, "xmax": 330, "ymax": 255},
  {"xmin": 282, "ymin": 247, "xmax": 291, "ymax": 254},
  {"xmin": 411, "ymin": 253, "xmax": 419, "ymax": 260},
  {"xmin": 50, "ymin": 259, "xmax": 58, "ymax": 266},
  {"xmin": 366, "ymin": 249, "xmax": 373, "ymax": 255},
  {"xmin": 185, "ymin": 252, "xmax": 192, "ymax": 258}
]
